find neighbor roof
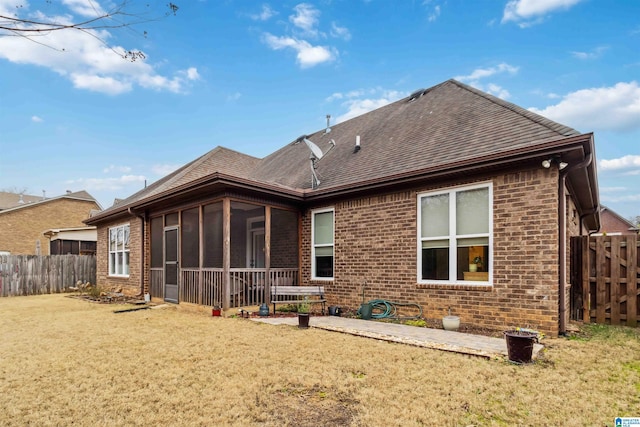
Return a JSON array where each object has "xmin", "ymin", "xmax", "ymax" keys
[
  {"xmin": 87, "ymin": 79, "xmax": 599, "ymax": 229},
  {"xmin": 0, "ymin": 190, "xmax": 101, "ymax": 215},
  {"xmin": 0, "ymin": 191, "xmax": 44, "ymax": 210}
]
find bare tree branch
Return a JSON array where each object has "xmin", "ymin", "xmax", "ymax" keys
[{"xmin": 0, "ymin": 1, "xmax": 179, "ymax": 61}]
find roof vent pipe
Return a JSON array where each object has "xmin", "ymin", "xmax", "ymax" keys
[
  {"xmin": 354, "ymin": 135, "xmax": 361, "ymax": 153},
  {"xmin": 325, "ymin": 114, "xmax": 331, "ymax": 134}
]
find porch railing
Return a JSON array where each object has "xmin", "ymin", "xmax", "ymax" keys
[{"xmin": 149, "ymin": 267, "xmax": 298, "ymax": 308}]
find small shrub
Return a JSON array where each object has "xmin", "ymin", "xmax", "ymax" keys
[{"xmin": 404, "ymin": 319, "xmax": 427, "ymax": 327}]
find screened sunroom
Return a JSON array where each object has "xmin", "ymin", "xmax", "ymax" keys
[{"xmin": 148, "ymin": 198, "xmax": 299, "ymax": 309}]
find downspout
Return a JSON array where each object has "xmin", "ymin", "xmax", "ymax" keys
[
  {"xmin": 558, "ymin": 153, "xmax": 593, "ymax": 336},
  {"xmin": 128, "ymin": 207, "xmax": 146, "ymax": 297},
  {"xmin": 580, "ymin": 207, "xmax": 601, "ymax": 236}
]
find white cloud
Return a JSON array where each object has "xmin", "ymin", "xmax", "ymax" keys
[
  {"xmin": 62, "ymin": 0, "xmax": 106, "ymax": 17},
  {"xmin": 289, "ymin": 3, "xmax": 320, "ymax": 37},
  {"xmin": 103, "ymin": 165, "xmax": 132, "ymax": 174},
  {"xmin": 529, "ymin": 81, "xmax": 640, "ymax": 132},
  {"xmin": 262, "ymin": 33, "xmax": 335, "ymax": 68},
  {"xmin": 485, "ymin": 83, "xmax": 511, "ymax": 100},
  {"xmin": 599, "ymin": 155, "xmax": 640, "ymax": 172},
  {"xmin": 600, "ymin": 192, "xmax": 640, "ymax": 203},
  {"xmin": 330, "ymin": 22, "xmax": 351, "ymax": 41},
  {"xmin": 227, "ymin": 92, "xmax": 242, "ymax": 101},
  {"xmin": 71, "ymin": 73, "xmax": 133, "ymax": 95},
  {"xmin": 184, "ymin": 67, "xmax": 200, "ymax": 81},
  {"xmin": 502, "ymin": 0, "xmax": 583, "ymax": 27},
  {"xmin": 455, "ymin": 63, "xmax": 519, "ymax": 82},
  {"xmin": 31, "ymin": 116, "xmax": 43, "ymax": 123},
  {"xmin": 65, "ymin": 175, "xmax": 146, "ymax": 191},
  {"xmin": 0, "ymin": 2, "xmax": 198, "ymax": 95},
  {"xmin": 250, "ymin": 4, "xmax": 276, "ymax": 21},
  {"xmin": 571, "ymin": 46, "xmax": 608, "ymax": 60},
  {"xmin": 428, "ymin": 5, "xmax": 441, "ymax": 22},
  {"xmin": 333, "ymin": 89, "xmax": 406, "ymax": 123},
  {"xmin": 454, "ymin": 63, "xmax": 518, "ymax": 100},
  {"xmin": 599, "ymin": 186, "xmax": 628, "ymax": 193}
]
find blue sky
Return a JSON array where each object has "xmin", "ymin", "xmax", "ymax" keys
[{"xmin": 1, "ymin": 0, "xmax": 639, "ymax": 220}]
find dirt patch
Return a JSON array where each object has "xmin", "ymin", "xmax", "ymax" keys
[{"xmin": 257, "ymin": 384, "xmax": 358, "ymax": 426}]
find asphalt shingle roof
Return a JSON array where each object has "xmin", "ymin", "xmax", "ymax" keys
[
  {"xmin": 93, "ymin": 79, "xmax": 585, "ymax": 218},
  {"xmin": 251, "ymin": 79, "xmax": 579, "ymax": 191}
]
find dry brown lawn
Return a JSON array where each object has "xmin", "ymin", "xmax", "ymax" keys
[{"xmin": 0, "ymin": 294, "xmax": 638, "ymax": 426}]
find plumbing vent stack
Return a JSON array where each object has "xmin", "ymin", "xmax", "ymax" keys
[{"xmin": 354, "ymin": 135, "xmax": 361, "ymax": 153}]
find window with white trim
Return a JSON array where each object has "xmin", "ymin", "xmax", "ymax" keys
[
  {"xmin": 312, "ymin": 208, "xmax": 334, "ymax": 279},
  {"xmin": 109, "ymin": 224, "xmax": 130, "ymax": 277},
  {"xmin": 418, "ymin": 183, "xmax": 492, "ymax": 284}
]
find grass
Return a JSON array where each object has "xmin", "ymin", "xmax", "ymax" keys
[{"xmin": 0, "ymin": 294, "xmax": 639, "ymax": 426}]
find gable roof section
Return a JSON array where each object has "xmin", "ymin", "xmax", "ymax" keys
[
  {"xmin": 93, "ymin": 147, "xmax": 261, "ymax": 216},
  {"xmin": 0, "ymin": 190, "xmax": 100, "ymax": 215},
  {"xmin": 86, "ymin": 79, "xmax": 599, "ymax": 230}
]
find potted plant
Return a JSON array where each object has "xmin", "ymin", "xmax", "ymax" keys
[
  {"xmin": 473, "ymin": 256, "xmax": 482, "ymax": 272},
  {"xmin": 212, "ymin": 305, "xmax": 222, "ymax": 317},
  {"xmin": 297, "ymin": 299, "xmax": 311, "ymax": 329}
]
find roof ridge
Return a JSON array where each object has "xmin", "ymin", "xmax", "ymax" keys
[{"xmin": 447, "ymin": 79, "xmax": 579, "ymax": 136}]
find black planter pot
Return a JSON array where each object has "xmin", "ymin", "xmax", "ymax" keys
[
  {"xmin": 298, "ymin": 313, "xmax": 310, "ymax": 329},
  {"xmin": 504, "ymin": 330, "xmax": 537, "ymax": 364}
]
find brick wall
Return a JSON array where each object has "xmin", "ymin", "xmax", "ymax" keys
[
  {"xmin": 96, "ymin": 215, "xmax": 141, "ymax": 296},
  {"xmin": 599, "ymin": 210, "xmax": 637, "ymax": 235},
  {"xmin": 302, "ymin": 167, "xmax": 564, "ymax": 336},
  {"xmin": 0, "ymin": 199, "xmax": 99, "ymax": 255}
]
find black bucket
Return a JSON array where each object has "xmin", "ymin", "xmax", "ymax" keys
[
  {"xmin": 504, "ymin": 331, "xmax": 537, "ymax": 364},
  {"xmin": 328, "ymin": 306, "xmax": 341, "ymax": 316}
]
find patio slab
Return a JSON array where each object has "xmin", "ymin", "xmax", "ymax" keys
[{"xmin": 251, "ymin": 315, "xmax": 544, "ymax": 360}]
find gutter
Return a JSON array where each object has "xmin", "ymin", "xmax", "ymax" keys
[
  {"xmin": 558, "ymin": 153, "xmax": 594, "ymax": 336},
  {"xmin": 128, "ymin": 207, "xmax": 146, "ymax": 297}
]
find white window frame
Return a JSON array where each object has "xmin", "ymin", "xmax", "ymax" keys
[
  {"xmin": 108, "ymin": 223, "xmax": 130, "ymax": 277},
  {"xmin": 417, "ymin": 182, "xmax": 493, "ymax": 285},
  {"xmin": 311, "ymin": 207, "xmax": 334, "ymax": 280}
]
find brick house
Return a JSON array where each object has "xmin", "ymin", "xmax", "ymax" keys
[
  {"xmin": 85, "ymin": 80, "xmax": 600, "ymax": 336},
  {"xmin": 596, "ymin": 206, "xmax": 638, "ymax": 235},
  {"xmin": 0, "ymin": 190, "xmax": 101, "ymax": 255}
]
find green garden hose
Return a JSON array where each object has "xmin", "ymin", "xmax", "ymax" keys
[{"xmin": 357, "ymin": 299, "xmax": 423, "ymax": 320}]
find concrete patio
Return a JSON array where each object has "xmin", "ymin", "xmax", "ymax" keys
[{"xmin": 252, "ymin": 315, "xmax": 544, "ymax": 361}]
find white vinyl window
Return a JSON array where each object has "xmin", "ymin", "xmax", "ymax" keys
[
  {"xmin": 418, "ymin": 183, "xmax": 492, "ymax": 284},
  {"xmin": 312, "ymin": 208, "xmax": 334, "ymax": 280},
  {"xmin": 108, "ymin": 224, "xmax": 130, "ymax": 277}
]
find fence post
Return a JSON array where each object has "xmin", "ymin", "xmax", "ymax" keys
[{"xmin": 628, "ymin": 235, "xmax": 638, "ymax": 327}]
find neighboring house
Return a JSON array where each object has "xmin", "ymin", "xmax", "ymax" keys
[
  {"xmin": 595, "ymin": 206, "xmax": 638, "ymax": 235},
  {"xmin": 0, "ymin": 190, "xmax": 101, "ymax": 255},
  {"xmin": 44, "ymin": 226, "xmax": 98, "ymax": 255},
  {"xmin": 85, "ymin": 79, "xmax": 600, "ymax": 337}
]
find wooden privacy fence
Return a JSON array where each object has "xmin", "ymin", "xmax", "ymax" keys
[
  {"xmin": 571, "ymin": 235, "xmax": 639, "ymax": 327},
  {"xmin": 0, "ymin": 255, "xmax": 96, "ymax": 297}
]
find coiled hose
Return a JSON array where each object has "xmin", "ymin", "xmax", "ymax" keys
[{"xmin": 357, "ymin": 299, "xmax": 423, "ymax": 320}]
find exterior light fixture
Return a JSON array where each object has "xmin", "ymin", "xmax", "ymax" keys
[{"xmin": 542, "ymin": 156, "xmax": 568, "ymax": 170}]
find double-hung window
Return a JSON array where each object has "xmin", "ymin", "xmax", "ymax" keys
[
  {"xmin": 312, "ymin": 208, "xmax": 334, "ymax": 279},
  {"xmin": 109, "ymin": 224, "xmax": 130, "ymax": 277},
  {"xmin": 418, "ymin": 183, "xmax": 492, "ymax": 284}
]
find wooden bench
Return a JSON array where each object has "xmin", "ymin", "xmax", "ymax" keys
[{"xmin": 271, "ymin": 285, "xmax": 326, "ymax": 315}]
